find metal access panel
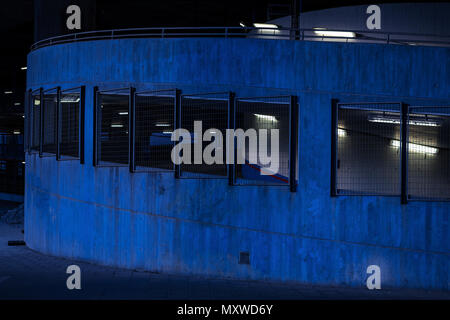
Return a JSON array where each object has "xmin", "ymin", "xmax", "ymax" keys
[
  {"xmin": 234, "ymin": 95, "xmax": 292, "ymax": 186},
  {"xmin": 335, "ymin": 102, "xmax": 402, "ymax": 196},
  {"xmin": 95, "ymin": 88, "xmax": 130, "ymax": 167},
  {"xmin": 407, "ymin": 106, "xmax": 450, "ymax": 201},
  {"xmin": 179, "ymin": 92, "xmax": 230, "ymax": 179},
  {"xmin": 58, "ymin": 87, "xmax": 84, "ymax": 161},
  {"xmin": 133, "ymin": 89, "xmax": 177, "ymax": 173}
]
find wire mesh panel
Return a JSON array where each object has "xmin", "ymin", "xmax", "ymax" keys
[
  {"xmin": 134, "ymin": 89, "xmax": 176, "ymax": 172},
  {"xmin": 234, "ymin": 96, "xmax": 291, "ymax": 186},
  {"xmin": 407, "ymin": 106, "xmax": 450, "ymax": 200},
  {"xmin": 30, "ymin": 93, "xmax": 41, "ymax": 153},
  {"xmin": 42, "ymin": 89, "xmax": 58, "ymax": 155},
  {"xmin": 59, "ymin": 88, "xmax": 81, "ymax": 159},
  {"xmin": 96, "ymin": 89, "xmax": 130, "ymax": 166},
  {"xmin": 180, "ymin": 92, "xmax": 229, "ymax": 178},
  {"xmin": 24, "ymin": 91, "xmax": 30, "ymax": 153},
  {"xmin": 336, "ymin": 102, "xmax": 402, "ymax": 195}
]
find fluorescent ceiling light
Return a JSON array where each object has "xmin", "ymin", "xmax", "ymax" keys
[
  {"xmin": 254, "ymin": 114, "xmax": 277, "ymax": 122},
  {"xmin": 110, "ymin": 124, "xmax": 124, "ymax": 128},
  {"xmin": 368, "ymin": 115, "xmax": 400, "ymax": 125},
  {"xmin": 368, "ymin": 115, "xmax": 442, "ymax": 127},
  {"xmin": 408, "ymin": 118, "xmax": 442, "ymax": 127},
  {"xmin": 314, "ymin": 30, "xmax": 356, "ymax": 38},
  {"xmin": 338, "ymin": 128, "xmax": 347, "ymax": 137},
  {"xmin": 14, "ymin": 103, "xmax": 21, "ymax": 106},
  {"xmin": 4, "ymin": 91, "xmax": 13, "ymax": 94},
  {"xmin": 118, "ymin": 112, "xmax": 128, "ymax": 115},
  {"xmin": 162, "ymin": 131, "xmax": 173, "ymax": 135},
  {"xmin": 61, "ymin": 95, "xmax": 80, "ymax": 103},
  {"xmin": 21, "ymin": 67, "xmax": 27, "ymax": 70},
  {"xmin": 253, "ymin": 23, "xmax": 278, "ymax": 29},
  {"xmin": 239, "ymin": 22, "xmax": 246, "ymax": 27},
  {"xmin": 391, "ymin": 140, "xmax": 438, "ymax": 154},
  {"xmin": 155, "ymin": 123, "xmax": 171, "ymax": 127},
  {"xmin": 13, "ymin": 130, "xmax": 21, "ymax": 135}
]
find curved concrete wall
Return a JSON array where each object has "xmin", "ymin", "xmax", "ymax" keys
[{"xmin": 26, "ymin": 38, "xmax": 449, "ymax": 290}]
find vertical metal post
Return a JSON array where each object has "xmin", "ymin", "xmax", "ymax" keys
[
  {"xmin": 129, "ymin": 87, "xmax": 136, "ymax": 173},
  {"xmin": 39, "ymin": 87, "xmax": 44, "ymax": 157},
  {"xmin": 80, "ymin": 86, "xmax": 86, "ymax": 164},
  {"xmin": 298, "ymin": 0, "xmax": 302, "ymax": 35},
  {"xmin": 290, "ymin": 0, "xmax": 297, "ymax": 40},
  {"xmin": 330, "ymin": 99, "xmax": 339, "ymax": 197},
  {"xmin": 401, "ymin": 102, "xmax": 409, "ymax": 204},
  {"xmin": 289, "ymin": 95, "xmax": 299, "ymax": 192},
  {"xmin": 174, "ymin": 89, "xmax": 182, "ymax": 179},
  {"xmin": 93, "ymin": 86, "xmax": 99, "ymax": 167},
  {"xmin": 290, "ymin": 0, "xmax": 301, "ymax": 40},
  {"xmin": 228, "ymin": 92, "xmax": 236, "ymax": 186},
  {"xmin": 56, "ymin": 86, "xmax": 61, "ymax": 160}
]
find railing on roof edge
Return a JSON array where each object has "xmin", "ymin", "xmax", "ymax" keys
[{"xmin": 30, "ymin": 26, "xmax": 450, "ymax": 51}]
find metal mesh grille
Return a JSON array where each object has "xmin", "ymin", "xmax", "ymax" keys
[
  {"xmin": 337, "ymin": 103, "xmax": 402, "ymax": 195},
  {"xmin": 408, "ymin": 106, "xmax": 450, "ymax": 200},
  {"xmin": 234, "ymin": 96, "xmax": 291, "ymax": 186},
  {"xmin": 42, "ymin": 92, "xmax": 57, "ymax": 155},
  {"xmin": 31, "ymin": 95, "xmax": 41, "ymax": 152},
  {"xmin": 97, "ymin": 91, "xmax": 129, "ymax": 166},
  {"xmin": 59, "ymin": 91, "xmax": 80, "ymax": 159},
  {"xmin": 134, "ymin": 90, "xmax": 175, "ymax": 172},
  {"xmin": 180, "ymin": 93, "xmax": 229, "ymax": 178}
]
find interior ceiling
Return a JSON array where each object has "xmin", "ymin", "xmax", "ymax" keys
[{"xmin": 341, "ymin": 109, "xmax": 450, "ymax": 149}]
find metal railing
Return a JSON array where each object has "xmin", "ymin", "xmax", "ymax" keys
[{"xmin": 30, "ymin": 26, "xmax": 450, "ymax": 51}]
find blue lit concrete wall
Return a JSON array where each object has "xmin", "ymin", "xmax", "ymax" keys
[{"xmin": 26, "ymin": 38, "xmax": 449, "ymax": 290}]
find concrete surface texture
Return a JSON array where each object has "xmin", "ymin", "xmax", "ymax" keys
[
  {"xmin": 0, "ymin": 219, "xmax": 448, "ymax": 300},
  {"xmin": 25, "ymin": 38, "xmax": 449, "ymax": 291}
]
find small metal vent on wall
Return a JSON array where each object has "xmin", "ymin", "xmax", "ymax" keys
[{"xmin": 239, "ymin": 252, "xmax": 250, "ymax": 265}]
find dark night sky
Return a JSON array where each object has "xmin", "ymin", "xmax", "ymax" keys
[{"xmin": 0, "ymin": 0, "xmax": 449, "ymax": 131}]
